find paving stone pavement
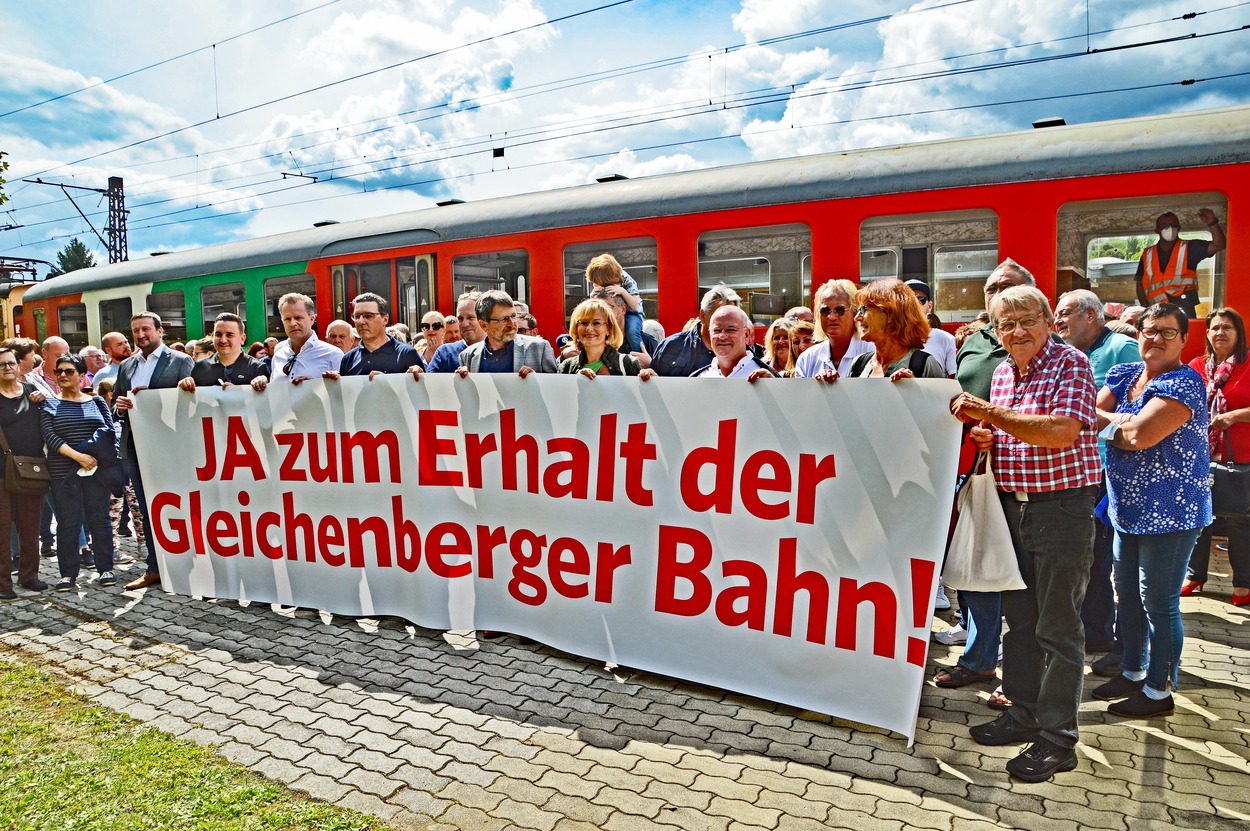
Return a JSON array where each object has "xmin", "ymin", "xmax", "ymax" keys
[{"xmin": 3, "ymin": 535, "xmax": 1249, "ymax": 830}]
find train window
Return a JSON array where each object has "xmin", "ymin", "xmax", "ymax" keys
[
  {"xmin": 1058, "ymin": 194, "xmax": 1227, "ymax": 314},
  {"xmin": 563, "ymin": 240, "xmax": 656, "ymax": 322},
  {"xmin": 146, "ymin": 290, "xmax": 187, "ymax": 342},
  {"xmin": 861, "ymin": 210, "xmax": 998, "ymax": 323},
  {"xmin": 333, "ymin": 261, "xmax": 393, "ymax": 321},
  {"xmin": 263, "ymin": 274, "xmax": 316, "ymax": 339},
  {"xmin": 99, "ymin": 298, "xmax": 133, "ymax": 335},
  {"xmin": 453, "ymin": 250, "xmax": 529, "ymax": 306},
  {"xmin": 397, "ymin": 254, "xmax": 436, "ymax": 333},
  {"xmin": 58, "ymin": 304, "xmax": 89, "ymax": 349},
  {"xmin": 698, "ymin": 224, "xmax": 810, "ymax": 325},
  {"xmin": 201, "ymin": 283, "xmax": 246, "ymax": 336}
]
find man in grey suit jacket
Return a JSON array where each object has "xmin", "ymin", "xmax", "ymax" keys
[
  {"xmin": 456, "ymin": 290, "xmax": 557, "ymax": 375},
  {"xmin": 114, "ymin": 312, "xmax": 194, "ymax": 590}
]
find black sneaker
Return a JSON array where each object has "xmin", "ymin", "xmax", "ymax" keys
[
  {"xmin": 79, "ymin": 547, "xmax": 94, "ymax": 567},
  {"xmin": 53, "ymin": 577, "xmax": 75, "ymax": 592},
  {"xmin": 1092, "ymin": 674, "xmax": 1145, "ymax": 701},
  {"xmin": 1091, "ymin": 651, "xmax": 1123, "ymax": 678},
  {"xmin": 98, "ymin": 571, "xmax": 116, "ymax": 587},
  {"xmin": 40, "ymin": 541, "xmax": 54, "ymax": 558},
  {"xmin": 970, "ymin": 711, "xmax": 1039, "ymax": 746},
  {"xmin": 1107, "ymin": 692, "xmax": 1174, "ymax": 718},
  {"xmin": 1006, "ymin": 737, "xmax": 1078, "ymax": 782},
  {"xmin": 22, "ymin": 579, "xmax": 48, "ymax": 592},
  {"xmin": 0, "ymin": 588, "xmax": 16, "ymax": 600}
]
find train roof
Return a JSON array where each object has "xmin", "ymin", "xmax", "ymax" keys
[{"xmin": 26, "ymin": 105, "xmax": 1250, "ymax": 302}]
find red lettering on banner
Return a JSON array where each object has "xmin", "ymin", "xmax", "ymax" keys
[
  {"xmin": 544, "ymin": 438, "xmax": 589, "ymax": 499},
  {"xmin": 678, "ymin": 420, "xmax": 835, "ymax": 524},
  {"xmin": 206, "ymin": 511, "xmax": 239, "ymax": 556},
  {"xmin": 500, "ymin": 409, "xmax": 539, "ymax": 493},
  {"xmin": 317, "ymin": 516, "xmax": 345, "ymax": 565},
  {"xmin": 152, "ymin": 492, "xmax": 189, "ymax": 554},
  {"xmin": 716, "ymin": 558, "xmax": 769, "ymax": 631},
  {"xmin": 284, "ymin": 492, "xmax": 315, "ymax": 561},
  {"xmin": 596, "ymin": 413, "xmax": 617, "ymax": 501},
  {"xmin": 772, "ymin": 540, "xmax": 829, "ymax": 644},
  {"xmin": 593, "ymin": 542, "xmax": 631, "ymax": 603},
  {"xmin": 418, "ymin": 409, "xmax": 463, "ymax": 487},
  {"xmin": 196, "ymin": 416, "xmax": 266, "ymax": 482},
  {"xmin": 257, "ymin": 511, "xmax": 282, "ymax": 559},
  {"xmin": 237, "ymin": 492, "xmax": 255, "ymax": 558},
  {"xmin": 276, "ymin": 434, "xmax": 305, "ymax": 481},
  {"xmin": 835, "ymin": 577, "xmax": 897, "ymax": 658},
  {"xmin": 465, "ymin": 431, "xmax": 497, "ymax": 488},
  {"xmin": 654, "ymin": 525, "xmax": 714, "ymax": 616},
  {"xmin": 548, "ymin": 538, "xmax": 590, "ymax": 598},
  {"xmin": 621, "ymin": 421, "xmax": 656, "ymax": 506},
  {"xmin": 509, "ymin": 530, "xmax": 548, "ymax": 605},
  {"xmin": 427, "ymin": 523, "xmax": 473, "ymax": 578}
]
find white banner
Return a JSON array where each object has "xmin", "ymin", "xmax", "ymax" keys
[{"xmin": 131, "ymin": 374, "xmax": 962, "ymax": 740}]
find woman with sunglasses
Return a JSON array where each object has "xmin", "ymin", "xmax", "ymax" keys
[
  {"xmin": 418, "ymin": 311, "xmax": 446, "ymax": 366},
  {"xmin": 1184, "ymin": 307, "xmax": 1250, "ymax": 606},
  {"xmin": 0, "ymin": 347, "xmax": 49, "ymax": 598},
  {"xmin": 40, "ymin": 355, "xmax": 119, "ymax": 591},
  {"xmin": 847, "ymin": 279, "xmax": 945, "ymax": 380},
  {"xmin": 1094, "ymin": 302, "xmax": 1210, "ymax": 718}
]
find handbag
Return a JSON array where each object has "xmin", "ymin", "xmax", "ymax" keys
[
  {"xmin": 943, "ymin": 452, "xmax": 1027, "ymax": 592},
  {"xmin": 1210, "ymin": 432, "xmax": 1250, "ymax": 516},
  {"xmin": 0, "ymin": 422, "xmax": 51, "ymax": 495}
]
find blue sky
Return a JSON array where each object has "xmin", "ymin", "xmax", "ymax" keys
[{"xmin": 2, "ymin": 0, "xmax": 1248, "ymax": 273}]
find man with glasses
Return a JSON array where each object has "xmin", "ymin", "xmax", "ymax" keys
[
  {"xmin": 457, "ymin": 290, "xmax": 556, "ymax": 375},
  {"xmin": 329, "ymin": 292, "xmax": 424, "ymax": 379},
  {"xmin": 427, "ymin": 292, "xmax": 484, "ymax": 373},
  {"xmin": 260, "ymin": 293, "xmax": 342, "ymax": 387},
  {"xmin": 694, "ymin": 306, "xmax": 776, "ymax": 381},
  {"xmin": 115, "ymin": 312, "xmax": 194, "ymax": 591},
  {"xmin": 951, "ymin": 283, "xmax": 1100, "ymax": 783},
  {"xmin": 652, "ymin": 284, "xmax": 742, "ymax": 377},
  {"xmin": 794, "ymin": 279, "xmax": 874, "ymax": 379}
]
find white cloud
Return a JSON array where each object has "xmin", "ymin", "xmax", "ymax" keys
[{"xmin": 539, "ymin": 148, "xmax": 707, "ymax": 191}]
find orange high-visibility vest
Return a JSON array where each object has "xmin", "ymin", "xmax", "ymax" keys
[{"xmin": 1141, "ymin": 241, "xmax": 1196, "ymax": 302}]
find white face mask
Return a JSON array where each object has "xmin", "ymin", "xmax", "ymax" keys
[{"xmin": 1160, "ymin": 227, "xmax": 1178, "ymax": 243}]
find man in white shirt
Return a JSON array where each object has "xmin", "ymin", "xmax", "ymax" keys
[
  {"xmin": 905, "ymin": 279, "xmax": 957, "ymax": 376},
  {"xmin": 257, "ymin": 293, "xmax": 342, "ymax": 389},
  {"xmin": 694, "ymin": 306, "xmax": 777, "ymax": 381}
]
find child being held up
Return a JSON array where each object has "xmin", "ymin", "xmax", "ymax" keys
[{"xmin": 585, "ymin": 253, "xmax": 644, "ymax": 353}]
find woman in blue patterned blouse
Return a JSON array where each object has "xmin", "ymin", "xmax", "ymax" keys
[{"xmin": 1094, "ymin": 302, "xmax": 1211, "ymax": 718}]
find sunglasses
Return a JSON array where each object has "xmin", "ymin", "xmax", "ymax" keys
[
  {"xmin": 54, "ymin": 367, "xmax": 79, "ymax": 376},
  {"xmin": 818, "ymin": 305, "xmax": 850, "ymax": 317},
  {"xmin": 421, "ymin": 322, "xmax": 444, "ymax": 331}
]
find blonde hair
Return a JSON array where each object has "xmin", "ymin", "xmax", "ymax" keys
[{"xmin": 568, "ymin": 297, "xmax": 623, "ymax": 350}]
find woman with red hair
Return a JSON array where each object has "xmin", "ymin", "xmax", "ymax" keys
[{"xmin": 848, "ymin": 278, "xmax": 946, "ymax": 379}]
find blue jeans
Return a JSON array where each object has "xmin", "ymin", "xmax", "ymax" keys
[
  {"xmin": 124, "ymin": 456, "xmax": 159, "ymax": 574},
  {"xmin": 956, "ymin": 589, "xmax": 1002, "ymax": 673},
  {"xmin": 623, "ymin": 310, "xmax": 644, "ymax": 354},
  {"xmin": 998, "ymin": 490, "xmax": 1095, "ymax": 749},
  {"xmin": 49, "ymin": 474, "xmax": 115, "ymax": 580},
  {"xmin": 1114, "ymin": 527, "xmax": 1202, "ymax": 693},
  {"xmin": 1081, "ymin": 514, "xmax": 1117, "ymax": 647}
]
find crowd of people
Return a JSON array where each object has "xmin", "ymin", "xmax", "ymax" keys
[{"xmin": 0, "ymin": 212, "xmax": 1232, "ymax": 784}]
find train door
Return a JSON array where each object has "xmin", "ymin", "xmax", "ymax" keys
[
  {"xmin": 396, "ymin": 254, "xmax": 436, "ymax": 333},
  {"xmin": 332, "ymin": 260, "xmax": 394, "ymax": 324}
]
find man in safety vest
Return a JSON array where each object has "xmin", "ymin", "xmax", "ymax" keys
[{"xmin": 1134, "ymin": 209, "xmax": 1226, "ymax": 318}]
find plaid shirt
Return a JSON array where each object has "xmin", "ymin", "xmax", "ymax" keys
[{"xmin": 990, "ymin": 337, "xmax": 1101, "ymax": 492}]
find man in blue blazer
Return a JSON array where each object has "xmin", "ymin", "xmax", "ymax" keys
[
  {"xmin": 456, "ymin": 290, "xmax": 557, "ymax": 375},
  {"xmin": 114, "ymin": 312, "xmax": 194, "ymax": 590}
]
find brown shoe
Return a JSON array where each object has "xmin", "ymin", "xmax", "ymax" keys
[{"xmin": 124, "ymin": 572, "xmax": 161, "ymax": 590}]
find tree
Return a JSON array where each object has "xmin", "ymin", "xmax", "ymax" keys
[
  {"xmin": 0, "ymin": 151, "xmax": 8, "ymax": 207},
  {"xmin": 48, "ymin": 238, "xmax": 97, "ymax": 277}
]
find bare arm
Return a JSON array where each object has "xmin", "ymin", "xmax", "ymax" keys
[
  {"xmin": 951, "ymin": 392, "xmax": 1083, "ymax": 448},
  {"xmin": 1104, "ymin": 396, "xmax": 1192, "ymax": 451}
]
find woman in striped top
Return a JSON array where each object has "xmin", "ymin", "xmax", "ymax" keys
[{"xmin": 41, "ymin": 355, "xmax": 117, "ymax": 591}]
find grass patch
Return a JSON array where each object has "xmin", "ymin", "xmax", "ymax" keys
[{"xmin": 0, "ymin": 660, "xmax": 387, "ymax": 830}]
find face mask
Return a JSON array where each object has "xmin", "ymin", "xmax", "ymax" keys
[{"xmin": 1160, "ymin": 227, "xmax": 1178, "ymax": 242}]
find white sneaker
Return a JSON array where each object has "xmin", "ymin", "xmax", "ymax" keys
[
  {"xmin": 934, "ymin": 624, "xmax": 968, "ymax": 645},
  {"xmin": 98, "ymin": 571, "xmax": 116, "ymax": 586},
  {"xmin": 934, "ymin": 584, "xmax": 951, "ymax": 611}
]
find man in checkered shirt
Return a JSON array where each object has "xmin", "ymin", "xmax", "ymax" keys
[{"xmin": 950, "ymin": 283, "xmax": 1101, "ymax": 783}]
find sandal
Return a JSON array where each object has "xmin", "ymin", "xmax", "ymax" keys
[
  {"xmin": 934, "ymin": 665, "xmax": 997, "ymax": 688},
  {"xmin": 987, "ymin": 686, "xmax": 1013, "ymax": 710}
]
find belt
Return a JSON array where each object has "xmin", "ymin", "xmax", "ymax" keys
[{"xmin": 1003, "ymin": 486, "xmax": 1098, "ymax": 503}]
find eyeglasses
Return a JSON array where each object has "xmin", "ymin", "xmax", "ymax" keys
[
  {"xmin": 854, "ymin": 305, "xmax": 877, "ymax": 317},
  {"xmin": 994, "ymin": 317, "xmax": 1041, "ymax": 334},
  {"xmin": 1140, "ymin": 327, "xmax": 1182, "ymax": 341},
  {"xmin": 0, "ymin": 362, "xmax": 17, "ymax": 369},
  {"xmin": 53, "ymin": 368, "xmax": 78, "ymax": 376},
  {"xmin": 351, "ymin": 312, "xmax": 381, "ymax": 321},
  {"xmin": 420, "ymin": 322, "xmax": 444, "ymax": 331},
  {"xmin": 818, "ymin": 305, "xmax": 850, "ymax": 317},
  {"xmin": 485, "ymin": 315, "xmax": 516, "ymax": 324},
  {"xmin": 711, "ymin": 327, "xmax": 744, "ymax": 336}
]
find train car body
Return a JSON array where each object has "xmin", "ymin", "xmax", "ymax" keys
[{"xmin": 21, "ymin": 106, "xmax": 1249, "ymax": 356}]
